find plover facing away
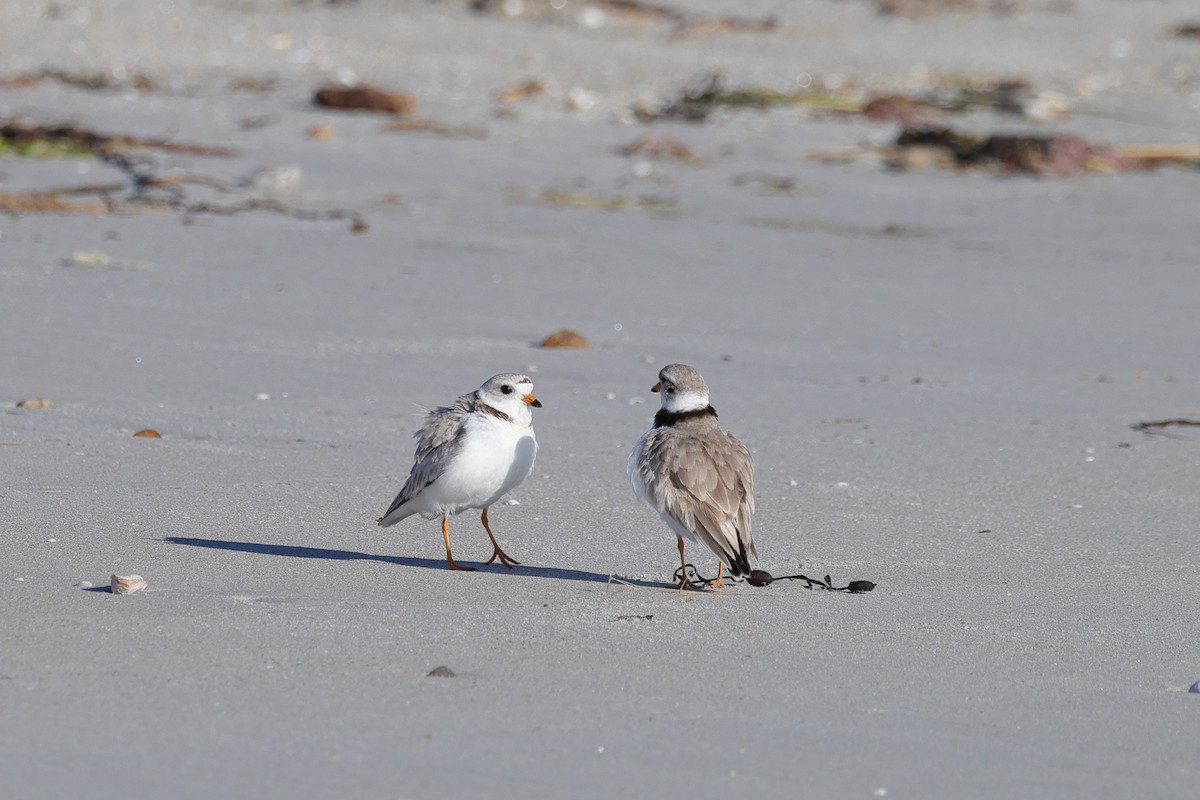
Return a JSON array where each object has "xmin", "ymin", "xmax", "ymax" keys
[
  {"xmin": 378, "ymin": 374, "xmax": 541, "ymax": 571},
  {"xmin": 628, "ymin": 364, "xmax": 757, "ymax": 589}
]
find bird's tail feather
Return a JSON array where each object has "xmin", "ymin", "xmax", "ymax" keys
[{"xmin": 377, "ymin": 499, "xmax": 414, "ymax": 527}]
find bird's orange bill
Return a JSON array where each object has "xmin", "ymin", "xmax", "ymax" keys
[
  {"xmin": 523, "ymin": 394, "xmax": 542, "ymax": 407},
  {"xmin": 651, "ymin": 382, "xmax": 661, "ymax": 392}
]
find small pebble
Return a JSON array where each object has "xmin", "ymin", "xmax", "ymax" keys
[
  {"xmin": 427, "ymin": 665, "xmax": 457, "ymax": 678},
  {"xmin": 307, "ymin": 123, "xmax": 336, "ymax": 141},
  {"xmin": 1189, "ymin": 681, "xmax": 1200, "ymax": 694},
  {"xmin": 539, "ymin": 329, "xmax": 587, "ymax": 349},
  {"xmin": 76, "ymin": 580, "xmax": 94, "ymax": 589}
]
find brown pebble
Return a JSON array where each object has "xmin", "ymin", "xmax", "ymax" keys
[
  {"xmin": 16, "ymin": 397, "xmax": 52, "ymax": 409},
  {"xmin": 539, "ymin": 329, "xmax": 588, "ymax": 349},
  {"xmin": 133, "ymin": 429, "xmax": 162, "ymax": 438},
  {"xmin": 619, "ymin": 134, "xmax": 704, "ymax": 164},
  {"xmin": 314, "ymin": 85, "xmax": 417, "ymax": 116},
  {"xmin": 861, "ymin": 94, "xmax": 928, "ymax": 125},
  {"xmin": 427, "ymin": 665, "xmax": 457, "ymax": 678},
  {"xmin": 495, "ymin": 78, "xmax": 545, "ymax": 104},
  {"xmin": 307, "ymin": 123, "xmax": 336, "ymax": 140},
  {"xmin": 351, "ymin": 218, "xmax": 370, "ymax": 234}
]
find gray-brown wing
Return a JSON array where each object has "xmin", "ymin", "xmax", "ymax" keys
[
  {"xmin": 643, "ymin": 425, "xmax": 756, "ymax": 572},
  {"xmin": 379, "ymin": 394, "xmax": 473, "ymax": 521},
  {"xmin": 412, "ymin": 393, "xmax": 475, "ymax": 462}
]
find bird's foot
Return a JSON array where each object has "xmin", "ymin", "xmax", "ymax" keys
[{"xmin": 484, "ymin": 546, "xmax": 521, "ymax": 568}]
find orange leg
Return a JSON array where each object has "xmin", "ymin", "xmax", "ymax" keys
[
  {"xmin": 441, "ymin": 515, "xmax": 475, "ymax": 571},
  {"xmin": 480, "ymin": 507, "xmax": 520, "ymax": 568},
  {"xmin": 674, "ymin": 537, "xmax": 697, "ymax": 590},
  {"xmin": 711, "ymin": 562, "xmax": 725, "ymax": 589}
]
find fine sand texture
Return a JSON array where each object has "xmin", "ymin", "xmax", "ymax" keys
[{"xmin": 2, "ymin": 2, "xmax": 1199, "ymax": 798}]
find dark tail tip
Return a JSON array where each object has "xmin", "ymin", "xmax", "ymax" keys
[{"xmin": 729, "ymin": 539, "xmax": 752, "ymax": 577}]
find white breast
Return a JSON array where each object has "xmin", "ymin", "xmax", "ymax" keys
[{"xmin": 429, "ymin": 414, "xmax": 537, "ymax": 515}]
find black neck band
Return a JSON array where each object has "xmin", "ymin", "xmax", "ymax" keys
[{"xmin": 654, "ymin": 405, "xmax": 718, "ymax": 428}]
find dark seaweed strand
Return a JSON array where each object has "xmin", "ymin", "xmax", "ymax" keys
[{"xmin": 672, "ymin": 564, "xmax": 876, "ymax": 593}]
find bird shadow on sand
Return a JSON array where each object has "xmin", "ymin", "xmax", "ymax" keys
[{"xmin": 160, "ymin": 536, "xmax": 661, "ymax": 588}]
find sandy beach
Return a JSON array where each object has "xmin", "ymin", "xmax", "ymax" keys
[{"xmin": 2, "ymin": 1, "xmax": 1199, "ymax": 797}]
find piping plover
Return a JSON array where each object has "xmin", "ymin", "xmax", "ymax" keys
[
  {"xmin": 378, "ymin": 373, "xmax": 541, "ymax": 571},
  {"xmin": 628, "ymin": 364, "xmax": 756, "ymax": 589}
]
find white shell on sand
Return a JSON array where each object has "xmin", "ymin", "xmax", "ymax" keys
[{"xmin": 110, "ymin": 574, "xmax": 147, "ymax": 595}]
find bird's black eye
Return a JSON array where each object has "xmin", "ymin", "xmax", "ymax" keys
[
  {"xmin": 500, "ymin": 385, "xmax": 513, "ymax": 395},
  {"xmin": 664, "ymin": 386, "xmax": 675, "ymax": 393}
]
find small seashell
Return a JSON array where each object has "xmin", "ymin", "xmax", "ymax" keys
[
  {"xmin": 249, "ymin": 165, "xmax": 302, "ymax": 191},
  {"xmin": 132, "ymin": 429, "xmax": 161, "ymax": 438},
  {"xmin": 565, "ymin": 86, "xmax": 598, "ymax": 112},
  {"xmin": 1189, "ymin": 680, "xmax": 1200, "ymax": 694},
  {"xmin": 75, "ymin": 580, "xmax": 94, "ymax": 589},
  {"xmin": 111, "ymin": 574, "xmax": 147, "ymax": 595},
  {"xmin": 427, "ymin": 665, "xmax": 457, "ymax": 678},
  {"xmin": 17, "ymin": 397, "xmax": 52, "ymax": 409},
  {"xmin": 66, "ymin": 250, "xmax": 110, "ymax": 267},
  {"xmin": 539, "ymin": 329, "xmax": 588, "ymax": 349},
  {"xmin": 63, "ymin": 251, "xmax": 151, "ymax": 271}
]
